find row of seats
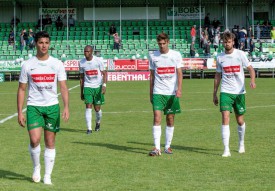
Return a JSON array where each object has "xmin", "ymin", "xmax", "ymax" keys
[
  {"xmin": 1, "ymin": 20, "xmax": 201, "ymax": 28},
  {"xmin": 0, "ymin": 41, "xmax": 223, "ymax": 61},
  {"xmin": 4, "ymin": 34, "xmax": 190, "ymax": 43}
]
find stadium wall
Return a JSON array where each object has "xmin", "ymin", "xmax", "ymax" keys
[{"xmin": 0, "ymin": 2, "xmax": 273, "ymax": 29}]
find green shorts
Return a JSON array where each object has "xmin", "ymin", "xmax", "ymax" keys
[
  {"xmin": 152, "ymin": 94, "xmax": 181, "ymax": 115},
  {"xmin": 220, "ymin": 92, "xmax": 246, "ymax": 115},
  {"xmin": 27, "ymin": 104, "xmax": 60, "ymax": 132},
  {"xmin": 84, "ymin": 86, "xmax": 105, "ymax": 105}
]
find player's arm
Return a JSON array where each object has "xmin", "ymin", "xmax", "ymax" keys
[
  {"xmin": 176, "ymin": 67, "xmax": 183, "ymax": 98},
  {"xmin": 80, "ymin": 73, "xmax": 84, "ymax": 100},
  {"xmin": 150, "ymin": 70, "xmax": 155, "ymax": 103},
  {"xmin": 247, "ymin": 65, "xmax": 256, "ymax": 89},
  {"xmin": 17, "ymin": 82, "xmax": 27, "ymax": 127},
  {"xmin": 101, "ymin": 70, "xmax": 107, "ymax": 94},
  {"xmin": 59, "ymin": 80, "xmax": 69, "ymax": 122},
  {"xmin": 213, "ymin": 72, "xmax": 221, "ymax": 106}
]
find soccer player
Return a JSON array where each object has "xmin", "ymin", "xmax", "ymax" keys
[
  {"xmin": 213, "ymin": 31, "xmax": 256, "ymax": 157},
  {"xmin": 149, "ymin": 33, "xmax": 183, "ymax": 156},
  {"xmin": 17, "ymin": 31, "xmax": 69, "ymax": 184},
  {"xmin": 79, "ymin": 45, "xmax": 107, "ymax": 134}
]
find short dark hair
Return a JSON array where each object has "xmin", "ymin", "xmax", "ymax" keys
[
  {"xmin": 222, "ymin": 31, "xmax": 235, "ymax": 41},
  {"xmin": 157, "ymin": 33, "xmax": 169, "ymax": 42},
  {"xmin": 84, "ymin": 45, "xmax": 93, "ymax": 51},
  {"xmin": 34, "ymin": 31, "xmax": 50, "ymax": 43}
]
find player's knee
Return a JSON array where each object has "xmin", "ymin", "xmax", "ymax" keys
[
  {"xmin": 30, "ymin": 140, "xmax": 40, "ymax": 148},
  {"xmin": 237, "ymin": 120, "xmax": 244, "ymax": 126}
]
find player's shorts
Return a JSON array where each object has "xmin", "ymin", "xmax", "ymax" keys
[
  {"xmin": 220, "ymin": 92, "xmax": 246, "ymax": 115},
  {"xmin": 27, "ymin": 104, "xmax": 60, "ymax": 132},
  {"xmin": 84, "ymin": 86, "xmax": 105, "ymax": 105},
  {"xmin": 152, "ymin": 94, "xmax": 181, "ymax": 115}
]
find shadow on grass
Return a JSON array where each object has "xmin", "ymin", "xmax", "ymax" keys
[
  {"xmin": 0, "ymin": 169, "xmax": 31, "ymax": 182},
  {"xmin": 61, "ymin": 128, "xmax": 85, "ymax": 133},
  {"xmin": 127, "ymin": 141, "xmax": 220, "ymax": 156},
  {"xmin": 72, "ymin": 141, "xmax": 148, "ymax": 155}
]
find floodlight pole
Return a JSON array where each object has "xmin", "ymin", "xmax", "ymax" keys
[
  {"xmin": 199, "ymin": 0, "xmax": 202, "ymax": 47},
  {"xmin": 40, "ymin": 0, "xmax": 43, "ymax": 31},
  {"xmin": 66, "ymin": 0, "xmax": 69, "ymax": 47},
  {"xmin": 172, "ymin": 0, "xmax": 175, "ymax": 47},
  {"xmin": 251, "ymin": 0, "xmax": 254, "ymax": 35},
  {"xmin": 146, "ymin": 0, "xmax": 148, "ymax": 48},
  {"xmin": 120, "ymin": 0, "xmax": 122, "ymax": 38},
  {"xmin": 93, "ymin": 0, "xmax": 95, "ymax": 47},
  {"xmin": 13, "ymin": 0, "xmax": 16, "ymax": 51},
  {"xmin": 225, "ymin": 0, "xmax": 228, "ymax": 30}
]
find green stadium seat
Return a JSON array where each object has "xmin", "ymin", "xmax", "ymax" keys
[
  {"xmin": 97, "ymin": 40, "xmax": 103, "ymax": 45},
  {"xmin": 57, "ymin": 31, "xmax": 64, "ymax": 36},
  {"xmin": 96, "ymin": 45, "xmax": 101, "ymax": 50},
  {"xmin": 75, "ymin": 27, "xmax": 81, "ymax": 31}
]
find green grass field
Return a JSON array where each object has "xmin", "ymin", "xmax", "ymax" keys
[{"xmin": 0, "ymin": 79, "xmax": 274, "ymax": 191}]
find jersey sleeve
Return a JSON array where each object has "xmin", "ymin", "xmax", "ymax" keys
[
  {"xmin": 240, "ymin": 51, "xmax": 250, "ymax": 68},
  {"xmin": 99, "ymin": 58, "xmax": 105, "ymax": 71},
  {"xmin": 57, "ymin": 61, "xmax": 67, "ymax": 81},
  {"xmin": 216, "ymin": 55, "xmax": 222, "ymax": 73},
  {"xmin": 79, "ymin": 60, "xmax": 84, "ymax": 74},
  {"xmin": 19, "ymin": 62, "xmax": 28, "ymax": 83},
  {"xmin": 149, "ymin": 54, "xmax": 155, "ymax": 70},
  {"xmin": 176, "ymin": 52, "xmax": 183, "ymax": 69}
]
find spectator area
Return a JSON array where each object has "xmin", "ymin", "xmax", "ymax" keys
[{"xmin": 0, "ymin": 20, "xmax": 273, "ymax": 61}]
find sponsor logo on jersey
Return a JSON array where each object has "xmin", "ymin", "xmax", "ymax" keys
[
  {"xmin": 86, "ymin": 70, "xmax": 98, "ymax": 76},
  {"xmin": 223, "ymin": 65, "xmax": 240, "ymax": 73},
  {"xmin": 30, "ymin": 68, "xmax": 36, "ymax": 71},
  {"xmin": 160, "ymin": 76, "xmax": 173, "ymax": 80},
  {"xmin": 31, "ymin": 74, "xmax": 55, "ymax": 82},
  {"xmin": 37, "ymin": 85, "xmax": 53, "ymax": 91},
  {"xmin": 157, "ymin": 67, "xmax": 175, "ymax": 74}
]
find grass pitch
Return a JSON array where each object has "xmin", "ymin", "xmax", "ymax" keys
[{"xmin": 0, "ymin": 78, "xmax": 274, "ymax": 191}]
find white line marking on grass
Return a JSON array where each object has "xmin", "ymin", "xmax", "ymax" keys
[
  {"xmin": 103, "ymin": 104, "xmax": 275, "ymax": 114},
  {"xmin": 0, "ymin": 85, "xmax": 79, "ymax": 124}
]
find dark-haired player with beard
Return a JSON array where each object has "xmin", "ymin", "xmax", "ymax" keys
[{"xmin": 213, "ymin": 31, "xmax": 256, "ymax": 157}]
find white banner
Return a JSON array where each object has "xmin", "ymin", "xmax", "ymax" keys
[
  {"xmin": 39, "ymin": 8, "xmax": 77, "ymax": 22},
  {"xmin": 250, "ymin": 60, "xmax": 275, "ymax": 69},
  {"xmin": 207, "ymin": 58, "xmax": 275, "ymax": 69},
  {"xmin": 167, "ymin": 6, "xmax": 205, "ymax": 20}
]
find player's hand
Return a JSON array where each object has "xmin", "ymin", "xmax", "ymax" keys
[
  {"xmin": 102, "ymin": 86, "xmax": 106, "ymax": 94},
  {"xmin": 213, "ymin": 94, "xmax": 219, "ymax": 106},
  {"xmin": 81, "ymin": 93, "xmax": 84, "ymax": 101},
  {"xmin": 250, "ymin": 82, "xmax": 256, "ymax": 89},
  {"xmin": 18, "ymin": 113, "xmax": 26, "ymax": 127},
  {"xmin": 62, "ymin": 107, "xmax": 69, "ymax": 122},
  {"xmin": 176, "ymin": 90, "xmax": 182, "ymax": 98}
]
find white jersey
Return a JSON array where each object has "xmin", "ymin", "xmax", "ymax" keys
[
  {"xmin": 149, "ymin": 49, "xmax": 183, "ymax": 95},
  {"xmin": 216, "ymin": 49, "xmax": 250, "ymax": 94},
  {"xmin": 19, "ymin": 56, "xmax": 67, "ymax": 106},
  {"xmin": 79, "ymin": 56, "xmax": 104, "ymax": 88}
]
